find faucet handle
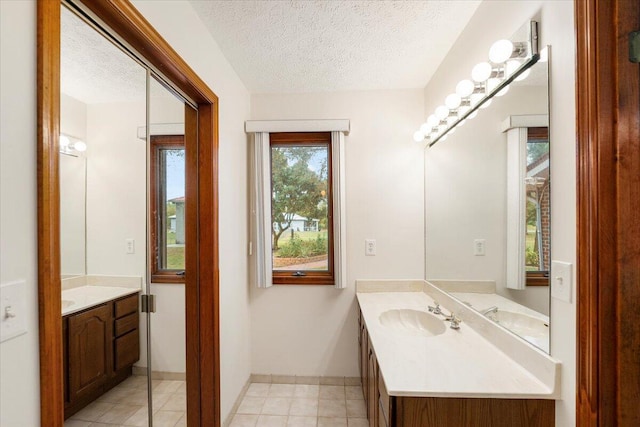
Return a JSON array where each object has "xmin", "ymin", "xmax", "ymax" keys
[
  {"xmin": 428, "ymin": 301, "xmax": 441, "ymax": 315},
  {"xmin": 449, "ymin": 313, "xmax": 462, "ymax": 330}
]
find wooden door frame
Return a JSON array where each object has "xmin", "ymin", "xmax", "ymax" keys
[
  {"xmin": 37, "ymin": 1, "xmax": 220, "ymax": 425},
  {"xmin": 576, "ymin": 0, "xmax": 640, "ymax": 425}
]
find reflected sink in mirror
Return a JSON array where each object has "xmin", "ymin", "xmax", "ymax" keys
[
  {"xmin": 379, "ymin": 309, "xmax": 447, "ymax": 337},
  {"xmin": 486, "ymin": 310, "xmax": 549, "ymax": 351},
  {"xmin": 62, "ymin": 300, "xmax": 75, "ymax": 309}
]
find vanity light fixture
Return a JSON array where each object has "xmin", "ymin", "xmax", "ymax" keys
[
  {"xmin": 59, "ymin": 133, "xmax": 87, "ymax": 154},
  {"xmin": 415, "ymin": 21, "xmax": 539, "ymax": 147}
]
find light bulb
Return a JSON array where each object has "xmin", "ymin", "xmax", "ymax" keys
[
  {"xmin": 448, "ymin": 127, "xmax": 456, "ymax": 135},
  {"xmin": 471, "ymin": 62, "xmax": 492, "ymax": 82},
  {"xmin": 59, "ymin": 134, "xmax": 70, "ymax": 148},
  {"xmin": 496, "ymin": 85, "xmax": 510, "ymax": 97},
  {"xmin": 455, "ymin": 79, "xmax": 475, "ymax": 98},
  {"xmin": 445, "ymin": 93, "xmax": 462, "ymax": 110},
  {"xmin": 515, "ymin": 68, "xmax": 531, "ymax": 82},
  {"xmin": 489, "ymin": 39, "xmax": 514, "ymax": 63},
  {"xmin": 435, "ymin": 105, "xmax": 449, "ymax": 120},
  {"xmin": 73, "ymin": 141, "xmax": 87, "ymax": 152},
  {"xmin": 426, "ymin": 114, "xmax": 439, "ymax": 128},
  {"xmin": 459, "ymin": 119, "xmax": 467, "ymax": 126},
  {"xmin": 420, "ymin": 123, "xmax": 431, "ymax": 135},
  {"xmin": 480, "ymin": 99, "xmax": 492, "ymax": 109},
  {"xmin": 470, "ymin": 93, "xmax": 484, "ymax": 106},
  {"xmin": 413, "ymin": 131, "xmax": 425, "ymax": 142},
  {"xmin": 505, "ymin": 60, "xmax": 521, "ymax": 76},
  {"xmin": 486, "ymin": 78, "xmax": 500, "ymax": 93},
  {"xmin": 468, "ymin": 111, "xmax": 478, "ymax": 120}
]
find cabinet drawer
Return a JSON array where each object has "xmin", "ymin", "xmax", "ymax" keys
[
  {"xmin": 114, "ymin": 329, "xmax": 140, "ymax": 371},
  {"xmin": 114, "ymin": 293, "xmax": 139, "ymax": 318},
  {"xmin": 114, "ymin": 312, "xmax": 138, "ymax": 337}
]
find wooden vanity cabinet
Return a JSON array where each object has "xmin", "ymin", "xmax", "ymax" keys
[
  {"xmin": 66, "ymin": 303, "xmax": 112, "ymax": 405},
  {"xmin": 357, "ymin": 306, "xmax": 555, "ymax": 427},
  {"xmin": 63, "ymin": 292, "xmax": 140, "ymax": 419}
]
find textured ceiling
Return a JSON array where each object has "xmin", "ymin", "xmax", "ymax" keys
[
  {"xmin": 61, "ymin": 6, "xmax": 147, "ymax": 104},
  {"xmin": 190, "ymin": 0, "xmax": 482, "ymax": 93}
]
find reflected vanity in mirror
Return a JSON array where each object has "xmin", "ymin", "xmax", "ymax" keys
[{"xmin": 424, "ymin": 22, "xmax": 551, "ymax": 353}]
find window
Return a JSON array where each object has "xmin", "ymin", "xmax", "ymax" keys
[
  {"xmin": 270, "ymin": 132, "xmax": 334, "ymax": 285},
  {"xmin": 150, "ymin": 135, "xmax": 185, "ymax": 283},
  {"xmin": 525, "ymin": 127, "xmax": 550, "ymax": 286}
]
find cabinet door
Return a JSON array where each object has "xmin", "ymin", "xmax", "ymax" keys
[
  {"xmin": 360, "ymin": 314, "xmax": 369, "ymax": 407},
  {"xmin": 67, "ymin": 304, "xmax": 112, "ymax": 402},
  {"xmin": 367, "ymin": 337, "xmax": 378, "ymax": 427}
]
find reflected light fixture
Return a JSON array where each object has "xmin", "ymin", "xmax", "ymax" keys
[
  {"xmin": 414, "ymin": 21, "xmax": 539, "ymax": 147},
  {"xmin": 59, "ymin": 133, "xmax": 87, "ymax": 154}
]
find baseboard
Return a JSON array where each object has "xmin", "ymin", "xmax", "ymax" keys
[
  {"xmin": 223, "ymin": 376, "xmax": 252, "ymax": 427},
  {"xmin": 132, "ymin": 366, "xmax": 186, "ymax": 381},
  {"xmin": 250, "ymin": 374, "xmax": 361, "ymax": 386}
]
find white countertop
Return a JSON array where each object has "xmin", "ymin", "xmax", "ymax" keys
[
  {"xmin": 62, "ymin": 285, "xmax": 140, "ymax": 316},
  {"xmin": 357, "ymin": 286, "xmax": 559, "ymax": 399}
]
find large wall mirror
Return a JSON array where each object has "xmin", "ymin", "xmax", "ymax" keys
[
  {"xmin": 424, "ymin": 33, "xmax": 551, "ymax": 353},
  {"xmin": 38, "ymin": 1, "xmax": 220, "ymax": 425}
]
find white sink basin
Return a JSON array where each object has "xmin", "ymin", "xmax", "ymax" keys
[
  {"xmin": 379, "ymin": 309, "xmax": 446, "ymax": 337},
  {"xmin": 62, "ymin": 300, "xmax": 75, "ymax": 309},
  {"xmin": 488, "ymin": 310, "xmax": 548, "ymax": 337}
]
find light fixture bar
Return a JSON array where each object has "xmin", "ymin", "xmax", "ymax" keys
[{"xmin": 417, "ymin": 21, "xmax": 539, "ymax": 148}]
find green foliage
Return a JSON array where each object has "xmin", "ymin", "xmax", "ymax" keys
[
  {"xmin": 525, "ymin": 247, "xmax": 540, "ymax": 268},
  {"xmin": 277, "ymin": 235, "xmax": 327, "ymax": 258},
  {"xmin": 271, "ymin": 145, "xmax": 328, "ymax": 249}
]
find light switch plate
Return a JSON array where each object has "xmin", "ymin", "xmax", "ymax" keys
[
  {"xmin": 1, "ymin": 280, "xmax": 28, "ymax": 342},
  {"xmin": 551, "ymin": 261, "xmax": 572, "ymax": 303}
]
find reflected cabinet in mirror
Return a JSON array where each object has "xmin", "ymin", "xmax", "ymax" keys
[{"xmin": 425, "ymin": 43, "xmax": 551, "ymax": 353}]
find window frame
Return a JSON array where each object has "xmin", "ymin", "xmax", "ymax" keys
[
  {"xmin": 525, "ymin": 127, "xmax": 550, "ymax": 287},
  {"xmin": 150, "ymin": 134, "xmax": 186, "ymax": 284},
  {"xmin": 269, "ymin": 132, "xmax": 334, "ymax": 286}
]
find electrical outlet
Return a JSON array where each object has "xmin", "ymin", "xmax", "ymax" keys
[
  {"xmin": 365, "ymin": 239, "xmax": 376, "ymax": 256},
  {"xmin": 473, "ymin": 239, "xmax": 486, "ymax": 256},
  {"xmin": 126, "ymin": 238, "xmax": 135, "ymax": 254},
  {"xmin": 551, "ymin": 261, "xmax": 572, "ymax": 302}
]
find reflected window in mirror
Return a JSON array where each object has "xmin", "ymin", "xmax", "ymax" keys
[
  {"xmin": 150, "ymin": 135, "xmax": 185, "ymax": 283},
  {"xmin": 525, "ymin": 127, "xmax": 549, "ymax": 286}
]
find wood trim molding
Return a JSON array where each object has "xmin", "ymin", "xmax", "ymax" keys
[
  {"xmin": 37, "ymin": 1, "xmax": 220, "ymax": 426},
  {"xmin": 576, "ymin": 0, "xmax": 640, "ymax": 425},
  {"xmin": 37, "ymin": 0, "xmax": 64, "ymax": 424}
]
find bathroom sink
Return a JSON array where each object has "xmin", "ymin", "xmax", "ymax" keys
[
  {"xmin": 62, "ymin": 299, "xmax": 75, "ymax": 309},
  {"xmin": 487, "ymin": 310, "xmax": 548, "ymax": 338},
  {"xmin": 379, "ymin": 309, "xmax": 446, "ymax": 337}
]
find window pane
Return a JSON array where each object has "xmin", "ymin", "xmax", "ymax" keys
[
  {"xmin": 525, "ymin": 138, "xmax": 550, "ymax": 272},
  {"xmin": 160, "ymin": 148, "xmax": 185, "ymax": 270},
  {"xmin": 271, "ymin": 144, "xmax": 329, "ymax": 272}
]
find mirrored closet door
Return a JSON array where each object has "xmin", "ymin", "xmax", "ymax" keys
[{"xmin": 60, "ymin": 3, "xmax": 190, "ymax": 425}]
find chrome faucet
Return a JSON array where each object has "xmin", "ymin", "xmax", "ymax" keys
[
  {"xmin": 428, "ymin": 301, "xmax": 442, "ymax": 315},
  {"xmin": 481, "ymin": 306, "xmax": 498, "ymax": 315},
  {"xmin": 429, "ymin": 301, "xmax": 462, "ymax": 329}
]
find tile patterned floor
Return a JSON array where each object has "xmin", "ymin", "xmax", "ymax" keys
[
  {"xmin": 229, "ymin": 383, "xmax": 368, "ymax": 427},
  {"xmin": 64, "ymin": 375, "xmax": 186, "ymax": 427}
]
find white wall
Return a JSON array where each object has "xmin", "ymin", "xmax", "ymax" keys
[
  {"xmin": 60, "ymin": 94, "xmax": 88, "ymax": 277},
  {"xmin": 423, "ymin": 1, "xmax": 576, "ymax": 425},
  {"xmin": 131, "ymin": 1, "xmax": 252, "ymax": 421},
  {"xmin": 0, "ymin": 1, "xmax": 40, "ymax": 426},
  {"xmin": 425, "ymin": 85, "xmax": 550, "ymax": 315},
  {"xmin": 250, "ymin": 90, "xmax": 425, "ymax": 376}
]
